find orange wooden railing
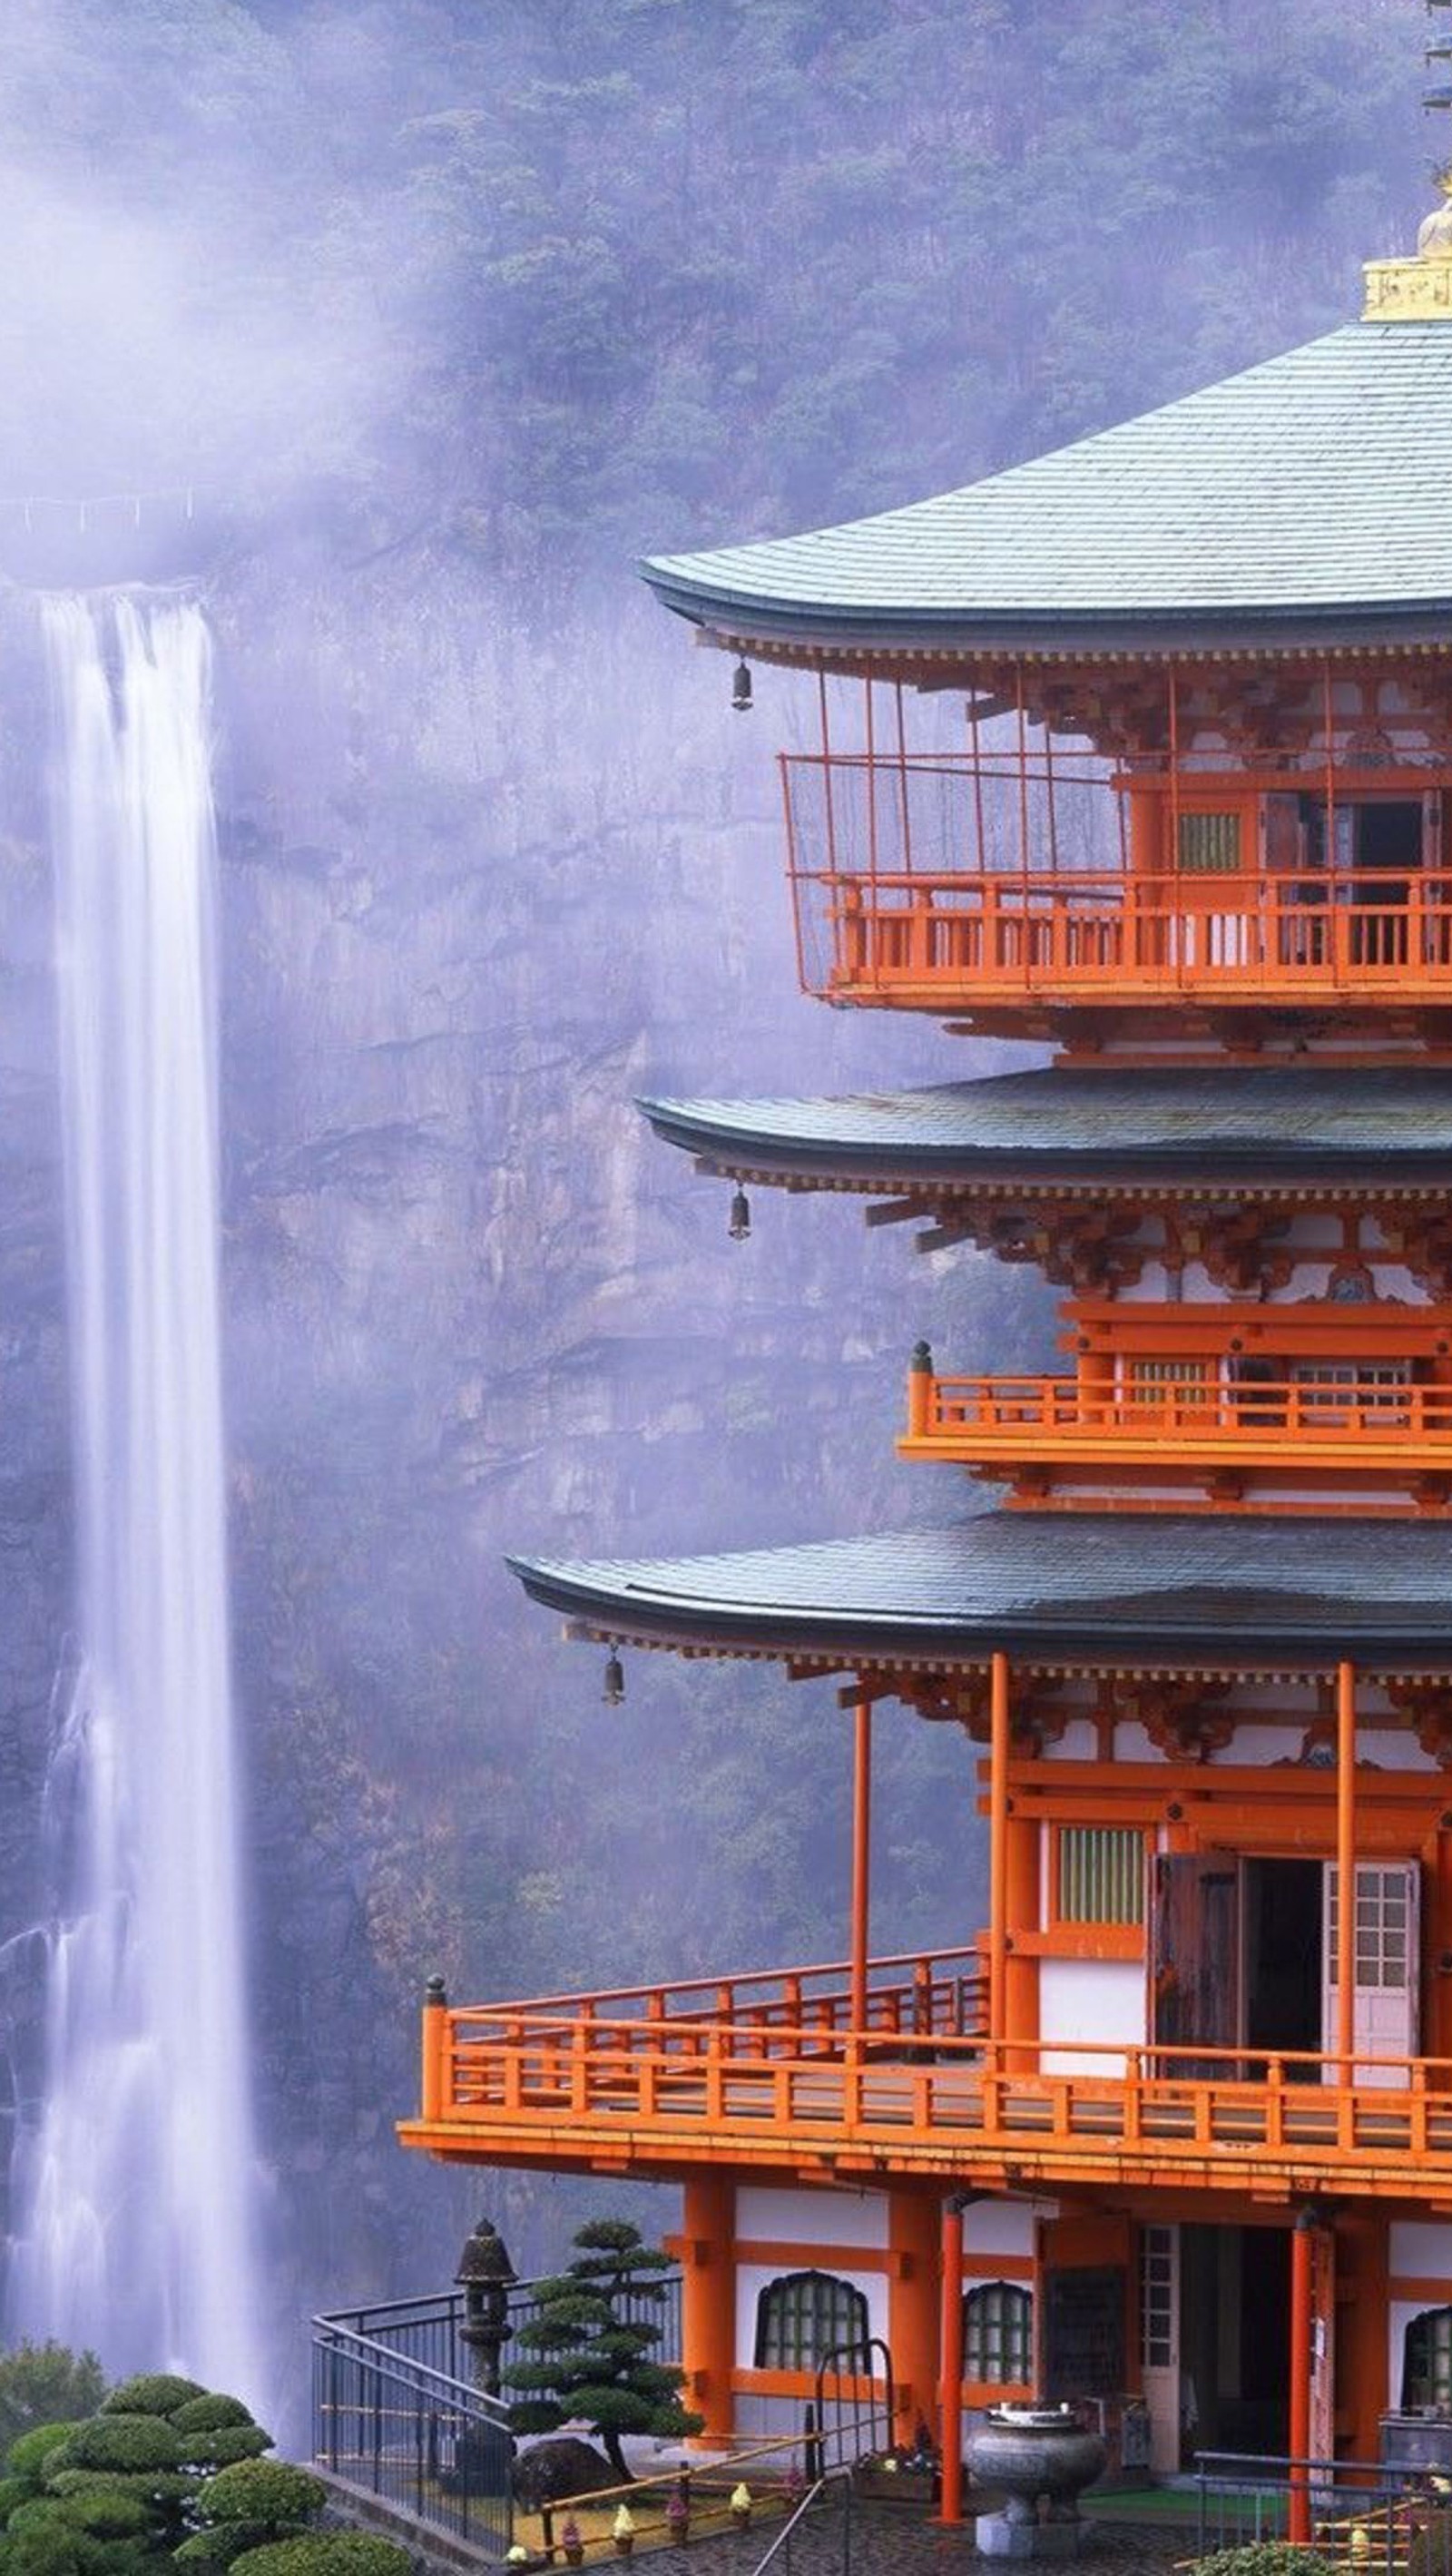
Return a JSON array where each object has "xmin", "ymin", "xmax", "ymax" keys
[
  {"xmin": 905, "ymin": 1371, "xmax": 1452, "ymax": 1462},
  {"xmin": 781, "ymin": 840, "xmax": 1452, "ymax": 1008},
  {"xmin": 413, "ymin": 2003, "xmax": 1452, "ymax": 2196}
]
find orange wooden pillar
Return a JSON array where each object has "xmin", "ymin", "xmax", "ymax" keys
[
  {"xmin": 988, "ymin": 1651, "xmax": 1010, "ymax": 2046},
  {"xmin": 850, "ymin": 1696, "xmax": 872, "ymax": 2032},
  {"xmin": 1289, "ymin": 2213, "xmax": 1313, "ymax": 2542},
  {"xmin": 1337, "ymin": 1660, "xmax": 1357, "ymax": 2077},
  {"xmin": 679, "ymin": 2176, "xmax": 737, "ymax": 2445},
  {"xmin": 889, "ymin": 2191, "xmax": 942, "ymax": 2443},
  {"xmin": 1005, "ymin": 1815, "xmax": 1039, "ymax": 2069},
  {"xmin": 938, "ymin": 2199, "xmax": 965, "ymax": 2525}
]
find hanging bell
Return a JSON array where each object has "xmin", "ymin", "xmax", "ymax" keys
[
  {"xmin": 728, "ymin": 1186, "xmax": 751, "ymax": 1241},
  {"xmin": 603, "ymin": 1649, "xmax": 625, "ymax": 1706},
  {"xmin": 731, "ymin": 659, "xmax": 752, "ymax": 713}
]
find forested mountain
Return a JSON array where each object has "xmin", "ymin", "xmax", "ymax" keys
[{"xmin": 0, "ymin": 0, "xmax": 1430, "ymax": 2414}]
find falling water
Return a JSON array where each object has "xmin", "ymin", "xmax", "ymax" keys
[{"xmin": 5, "ymin": 595, "xmax": 262, "ymax": 2401}]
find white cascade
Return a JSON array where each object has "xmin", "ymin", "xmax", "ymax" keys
[{"xmin": 5, "ymin": 594, "xmax": 262, "ymax": 2403}]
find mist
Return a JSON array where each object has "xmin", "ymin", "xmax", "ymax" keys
[{"xmin": 0, "ymin": 0, "xmax": 1429, "ymax": 2420}]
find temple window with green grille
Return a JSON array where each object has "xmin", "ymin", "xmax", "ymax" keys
[
  {"xmin": 1177, "ymin": 810, "xmax": 1242, "ymax": 872},
  {"xmin": 1057, "ymin": 1826, "xmax": 1145, "ymax": 1925}
]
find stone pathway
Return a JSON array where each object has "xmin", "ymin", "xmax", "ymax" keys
[{"xmin": 625, "ymin": 2502, "xmax": 1192, "ymax": 2576}]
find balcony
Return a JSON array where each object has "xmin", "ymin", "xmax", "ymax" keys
[
  {"xmin": 779, "ymin": 750, "xmax": 1452, "ymax": 1016},
  {"xmin": 899, "ymin": 1365, "xmax": 1452, "ymax": 1487},
  {"xmin": 399, "ymin": 1950, "xmax": 1452, "ymax": 2206}
]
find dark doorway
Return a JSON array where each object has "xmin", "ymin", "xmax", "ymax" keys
[
  {"xmin": 1355, "ymin": 800, "xmax": 1423, "ymax": 876},
  {"xmin": 1244, "ymin": 1858, "xmax": 1322, "ymax": 2072},
  {"xmin": 1179, "ymin": 2227, "xmax": 1290, "ymax": 2461}
]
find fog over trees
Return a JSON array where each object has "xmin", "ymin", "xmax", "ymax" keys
[{"xmin": 0, "ymin": 0, "xmax": 1427, "ymax": 2414}]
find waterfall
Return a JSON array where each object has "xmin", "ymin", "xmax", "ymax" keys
[{"xmin": 5, "ymin": 595, "xmax": 262, "ymax": 2403}]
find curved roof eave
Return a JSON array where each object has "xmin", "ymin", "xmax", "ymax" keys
[
  {"xmin": 506, "ymin": 1514, "xmax": 1452, "ymax": 1672},
  {"xmin": 638, "ymin": 569, "xmax": 1452, "ymax": 659}
]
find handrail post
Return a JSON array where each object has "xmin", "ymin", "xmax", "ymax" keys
[
  {"xmin": 422, "ymin": 1976, "xmax": 448, "ymax": 2122},
  {"xmin": 908, "ymin": 1341, "xmax": 933, "ymax": 1440}
]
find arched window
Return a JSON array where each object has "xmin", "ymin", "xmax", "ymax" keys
[
  {"xmin": 753, "ymin": 2270, "xmax": 869, "ymax": 2372},
  {"xmin": 1403, "ymin": 2306, "xmax": 1452, "ymax": 2411},
  {"xmin": 964, "ymin": 2281, "xmax": 1034, "ymax": 2386}
]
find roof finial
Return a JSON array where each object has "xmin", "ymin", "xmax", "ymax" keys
[{"xmin": 1363, "ymin": 153, "xmax": 1452, "ymax": 319}]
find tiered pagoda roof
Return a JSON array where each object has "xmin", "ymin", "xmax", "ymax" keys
[
  {"xmin": 639, "ymin": 1066, "xmax": 1452, "ymax": 1192},
  {"xmin": 643, "ymin": 321, "xmax": 1452, "ymax": 651},
  {"xmin": 509, "ymin": 1512, "xmax": 1452, "ymax": 1669}
]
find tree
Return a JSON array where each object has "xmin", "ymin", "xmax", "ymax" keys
[
  {"xmin": 0, "ymin": 2352, "xmax": 105, "ymax": 2456},
  {"xmin": 503, "ymin": 2220, "xmax": 702, "ymax": 2483}
]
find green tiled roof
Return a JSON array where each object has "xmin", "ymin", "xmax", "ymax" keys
[
  {"xmin": 643, "ymin": 323, "xmax": 1452, "ymax": 648},
  {"xmin": 508, "ymin": 1512, "xmax": 1452, "ymax": 1667},
  {"xmin": 640, "ymin": 1066, "xmax": 1452, "ymax": 1189}
]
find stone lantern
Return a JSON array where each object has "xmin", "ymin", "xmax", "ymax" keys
[{"xmin": 456, "ymin": 2216, "xmax": 516, "ymax": 2397}]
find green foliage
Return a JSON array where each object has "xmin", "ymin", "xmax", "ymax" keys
[
  {"xmin": 229, "ymin": 2539, "xmax": 411, "ymax": 2576},
  {"xmin": 504, "ymin": 2219, "xmax": 701, "ymax": 2481},
  {"xmin": 0, "ymin": 2481, "xmax": 29, "ymax": 2522},
  {"xmin": 45, "ymin": 2492, "xmax": 149, "ymax": 2542},
  {"xmin": 0, "ymin": 2357, "xmax": 106, "ymax": 2458},
  {"xmin": 1194, "ymin": 2552, "xmax": 1336, "ymax": 2576},
  {"xmin": 43, "ymin": 2477, "xmax": 194, "ymax": 2512},
  {"xmin": 5, "ymin": 2434, "xmax": 80, "ymax": 2486},
  {"xmin": 189, "ymin": 2463, "xmax": 326, "ymax": 2533},
  {"xmin": 98, "ymin": 2387, "xmax": 205, "ymax": 2426},
  {"xmin": 45, "ymin": 2424, "xmax": 181, "ymax": 2479},
  {"xmin": 172, "ymin": 2436, "xmax": 269, "ymax": 2475},
  {"xmin": 0, "ymin": 2522, "xmax": 85, "ymax": 2576},
  {"xmin": 174, "ymin": 2526, "xmax": 277, "ymax": 2570},
  {"xmin": 165, "ymin": 2406, "xmax": 254, "ymax": 2440}
]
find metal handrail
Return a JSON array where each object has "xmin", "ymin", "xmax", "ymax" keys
[{"xmin": 750, "ymin": 2468, "xmax": 854, "ymax": 2576}]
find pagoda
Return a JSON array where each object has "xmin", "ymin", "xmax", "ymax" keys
[{"xmin": 400, "ymin": 203, "xmax": 1452, "ymax": 2506}]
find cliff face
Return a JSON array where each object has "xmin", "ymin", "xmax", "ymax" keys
[{"xmin": 0, "ymin": 553, "xmax": 1054, "ymax": 2407}]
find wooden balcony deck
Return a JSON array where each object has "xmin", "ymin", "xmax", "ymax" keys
[
  {"xmin": 899, "ymin": 1372, "xmax": 1452, "ymax": 1481},
  {"xmin": 398, "ymin": 1949, "xmax": 1452, "ymax": 2207}
]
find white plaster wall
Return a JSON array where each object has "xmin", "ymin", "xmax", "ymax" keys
[
  {"xmin": 1114, "ymin": 1723, "xmax": 1166, "ymax": 1765},
  {"xmin": 1038, "ymin": 1959, "xmax": 1145, "ymax": 2073},
  {"xmin": 734, "ymin": 2186, "xmax": 887, "ymax": 2248},
  {"xmin": 963, "ymin": 2200, "xmax": 1053, "ymax": 2261},
  {"xmin": 1389, "ymin": 2222, "xmax": 1452, "ymax": 2276},
  {"xmin": 1042, "ymin": 1720, "xmax": 1100, "ymax": 1762},
  {"xmin": 1208, "ymin": 1726, "xmax": 1300, "ymax": 1766}
]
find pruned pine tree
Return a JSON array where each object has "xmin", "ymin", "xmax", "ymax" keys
[{"xmin": 504, "ymin": 2221, "xmax": 703, "ymax": 2483}]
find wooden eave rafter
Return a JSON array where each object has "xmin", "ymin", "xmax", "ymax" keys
[
  {"xmin": 563, "ymin": 1618, "xmax": 1452, "ymax": 1695},
  {"xmin": 696, "ymin": 626, "xmax": 1452, "ymax": 685}
]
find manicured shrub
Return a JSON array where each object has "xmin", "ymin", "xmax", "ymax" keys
[
  {"xmin": 168, "ymin": 2404, "xmax": 255, "ymax": 2439},
  {"xmin": 175, "ymin": 2526, "xmax": 272, "ymax": 2570},
  {"xmin": 191, "ymin": 2465, "xmax": 326, "ymax": 2532},
  {"xmin": 0, "ymin": 2522, "xmax": 86, "ymax": 2576},
  {"xmin": 230, "ymin": 2536, "xmax": 413, "ymax": 2576},
  {"xmin": 5, "ymin": 2435, "xmax": 79, "ymax": 2485},
  {"xmin": 47, "ymin": 2422, "xmax": 181, "ymax": 2477},
  {"xmin": 44, "ymin": 2473, "xmax": 194, "ymax": 2510},
  {"xmin": 1194, "ymin": 2551, "xmax": 1336, "ymax": 2576},
  {"xmin": 0, "ymin": 2479, "xmax": 30, "ymax": 2522},
  {"xmin": 100, "ymin": 2384, "xmax": 205, "ymax": 2424},
  {"xmin": 2, "ymin": 2506, "xmax": 72, "ymax": 2541},
  {"xmin": 174, "ymin": 2434, "xmax": 270, "ymax": 2473}
]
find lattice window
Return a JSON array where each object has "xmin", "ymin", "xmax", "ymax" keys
[
  {"xmin": 1058, "ymin": 1826, "xmax": 1145, "ymax": 1925},
  {"xmin": 1403, "ymin": 2306, "xmax": 1452, "ymax": 2410},
  {"xmin": 964, "ymin": 2282, "xmax": 1034, "ymax": 2386},
  {"xmin": 1140, "ymin": 2227, "xmax": 1175, "ymax": 2372},
  {"xmin": 1177, "ymin": 811, "xmax": 1242, "ymax": 873},
  {"xmin": 1328, "ymin": 1866, "xmax": 1412, "ymax": 1991},
  {"xmin": 753, "ymin": 2270, "xmax": 869, "ymax": 2373}
]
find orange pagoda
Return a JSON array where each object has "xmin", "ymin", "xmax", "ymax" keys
[{"xmin": 401, "ymin": 207, "xmax": 1452, "ymax": 2505}]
